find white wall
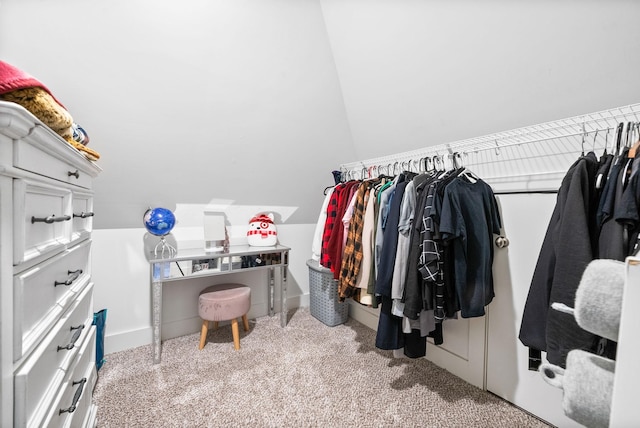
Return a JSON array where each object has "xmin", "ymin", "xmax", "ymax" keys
[
  {"xmin": 0, "ymin": 0, "xmax": 354, "ymax": 228},
  {"xmin": 92, "ymin": 222, "xmax": 314, "ymax": 354},
  {"xmin": 320, "ymin": 0, "xmax": 640, "ymax": 161},
  {"xmin": 0, "ymin": 0, "xmax": 345, "ymax": 353}
]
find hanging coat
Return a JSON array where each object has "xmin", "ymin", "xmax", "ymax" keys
[{"xmin": 519, "ymin": 152, "xmax": 600, "ymax": 369}]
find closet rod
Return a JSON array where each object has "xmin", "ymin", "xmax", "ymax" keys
[{"xmin": 339, "ymin": 103, "xmax": 640, "ymax": 176}]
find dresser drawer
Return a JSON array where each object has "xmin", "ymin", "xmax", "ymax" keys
[
  {"xmin": 14, "ymin": 240, "xmax": 92, "ymax": 361},
  {"xmin": 13, "ymin": 283, "xmax": 94, "ymax": 427},
  {"xmin": 44, "ymin": 327, "xmax": 97, "ymax": 428},
  {"xmin": 13, "ymin": 178, "xmax": 72, "ymax": 266},
  {"xmin": 71, "ymin": 190, "xmax": 94, "ymax": 244},
  {"xmin": 14, "ymin": 125, "xmax": 93, "ymax": 188}
]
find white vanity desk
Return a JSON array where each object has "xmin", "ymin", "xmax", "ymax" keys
[{"xmin": 146, "ymin": 244, "xmax": 290, "ymax": 364}]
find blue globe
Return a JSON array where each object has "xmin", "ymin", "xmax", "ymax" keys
[{"xmin": 143, "ymin": 207, "xmax": 176, "ymax": 236}]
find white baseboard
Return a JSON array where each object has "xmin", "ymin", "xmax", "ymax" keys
[
  {"xmin": 347, "ymin": 300, "xmax": 380, "ymax": 331},
  {"xmin": 103, "ymin": 295, "xmax": 310, "ymax": 355},
  {"xmin": 104, "ymin": 326, "xmax": 152, "ymax": 355}
]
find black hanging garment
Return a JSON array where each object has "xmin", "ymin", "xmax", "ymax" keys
[
  {"xmin": 519, "ymin": 152, "xmax": 600, "ymax": 369},
  {"xmin": 615, "ymin": 150, "xmax": 640, "ymax": 255},
  {"xmin": 597, "ymin": 149, "xmax": 629, "ymax": 261},
  {"xmin": 434, "ymin": 174, "xmax": 502, "ymax": 318}
]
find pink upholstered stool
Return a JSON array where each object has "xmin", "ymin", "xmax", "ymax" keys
[{"xmin": 198, "ymin": 284, "xmax": 251, "ymax": 350}]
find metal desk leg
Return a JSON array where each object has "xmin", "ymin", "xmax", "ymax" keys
[
  {"xmin": 268, "ymin": 267, "xmax": 275, "ymax": 317},
  {"xmin": 280, "ymin": 263, "xmax": 287, "ymax": 327},
  {"xmin": 151, "ymin": 278, "xmax": 163, "ymax": 364}
]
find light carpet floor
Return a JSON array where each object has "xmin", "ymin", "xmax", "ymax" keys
[{"xmin": 93, "ymin": 307, "xmax": 551, "ymax": 427}]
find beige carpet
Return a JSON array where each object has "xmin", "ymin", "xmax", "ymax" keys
[{"xmin": 93, "ymin": 308, "xmax": 551, "ymax": 428}]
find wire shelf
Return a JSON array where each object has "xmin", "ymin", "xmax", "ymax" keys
[{"xmin": 339, "ymin": 103, "xmax": 640, "ymax": 192}]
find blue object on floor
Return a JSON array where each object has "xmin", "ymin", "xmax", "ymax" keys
[{"xmin": 93, "ymin": 309, "xmax": 107, "ymax": 370}]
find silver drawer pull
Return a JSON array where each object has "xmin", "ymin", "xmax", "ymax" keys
[
  {"xmin": 57, "ymin": 324, "xmax": 85, "ymax": 352},
  {"xmin": 58, "ymin": 377, "xmax": 86, "ymax": 414},
  {"xmin": 31, "ymin": 214, "xmax": 71, "ymax": 224},
  {"xmin": 67, "ymin": 170, "xmax": 80, "ymax": 179},
  {"xmin": 73, "ymin": 211, "xmax": 95, "ymax": 219},
  {"xmin": 54, "ymin": 269, "xmax": 83, "ymax": 287}
]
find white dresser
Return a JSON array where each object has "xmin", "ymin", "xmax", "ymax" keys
[{"xmin": 0, "ymin": 101, "xmax": 102, "ymax": 427}]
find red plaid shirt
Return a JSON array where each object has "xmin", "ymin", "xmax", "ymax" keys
[{"xmin": 323, "ymin": 181, "xmax": 360, "ymax": 277}]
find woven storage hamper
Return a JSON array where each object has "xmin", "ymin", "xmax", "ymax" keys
[{"xmin": 306, "ymin": 259, "xmax": 349, "ymax": 326}]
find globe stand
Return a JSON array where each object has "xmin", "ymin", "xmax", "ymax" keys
[
  {"xmin": 143, "ymin": 207, "xmax": 177, "ymax": 258},
  {"xmin": 154, "ymin": 236, "xmax": 177, "ymax": 258}
]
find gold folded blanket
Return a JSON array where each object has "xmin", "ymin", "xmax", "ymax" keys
[{"xmin": 0, "ymin": 86, "xmax": 100, "ymax": 161}]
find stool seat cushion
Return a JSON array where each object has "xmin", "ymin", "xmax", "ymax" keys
[{"xmin": 198, "ymin": 284, "xmax": 251, "ymax": 321}]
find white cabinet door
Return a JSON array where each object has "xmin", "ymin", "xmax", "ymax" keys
[
  {"xmin": 609, "ymin": 257, "xmax": 640, "ymax": 427},
  {"xmin": 487, "ymin": 193, "xmax": 582, "ymax": 427},
  {"xmin": 425, "ymin": 316, "xmax": 486, "ymax": 389},
  {"xmin": 348, "ymin": 301, "xmax": 487, "ymax": 389}
]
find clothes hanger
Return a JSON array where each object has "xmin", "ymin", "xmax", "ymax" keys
[
  {"xmin": 411, "ymin": 159, "xmax": 420, "ymax": 173},
  {"xmin": 441, "ymin": 153, "xmax": 456, "ymax": 177},
  {"xmin": 618, "ymin": 122, "xmax": 640, "ymax": 189},
  {"xmin": 435, "ymin": 155, "xmax": 442, "ymax": 172},
  {"xmin": 625, "ymin": 122, "xmax": 632, "ymax": 144},
  {"xmin": 423, "ymin": 156, "xmax": 433, "ymax": 173},
  {"xmin": 456, "ymin": 152, "xmax": 479, "ymax": 183},
  {"xmin": 450, "ymin": 152, "xmax": 461, "ymax": 172},
  {"xmin": 414, "ymin": 158, "xmax": 422, "ymax": 174},
  {"xmin": 451, "ymin": 152, "xmax": 460, "ymax": 169},
  {"xmin": 604, "ymin": 127, "xmax": 611, "ymax": 155},
  {"xmin": 627, "ymin": 122, "xmax": 640, "ymax": 159},
  {"xmin": 620, "ymin": 122, "xmax": 636, "ymax": 187},
  {"xmin": 400, "ymin": 159, "xmax": 419, "ymax": 180},
  {"xmin": 453, "ymin": 152, "xmax": 466, "ymax": 171},
  {"xmin": 614, "ymin": 122, "xmax": 624, "ymax": 160},
  {"xmin": 595, "ymin": 129, "xmax": 611, "ymax": 190},
  {"xmin": 433, "ymin": 154, "xmax": 441, "ymax": 172}
]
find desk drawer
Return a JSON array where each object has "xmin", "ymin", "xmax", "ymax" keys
[
  {"xmin": 13, "ymin": 178, "xmax": 72, "ymax": 266},
  {"xmin": 13, "ymin": 125, "xmax": 93, "ymax": 189},
  {"xmin": 14, "ymin": 240, "xmax": 91, "ymax": 361},
  {"xmin": 44, "ymin": 327, "xmax": 97, "ymax": 428},
  {"xmin": 14, "ymin": 283, "xmax": 94, "ymax": 427}
]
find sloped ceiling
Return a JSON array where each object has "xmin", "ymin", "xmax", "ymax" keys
[
  {"xmin": 1, "ymin": 0, "xmax": 639, "ymax": 227},
  {"xmin": 320, "ymin": 0, "xmax": 640, "ymax": 161}
]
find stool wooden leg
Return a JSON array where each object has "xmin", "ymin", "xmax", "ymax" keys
[
  {"xmin": 242, "ymin": 314, "xmax": 249, "ymax": 331},
  {"xmin": 231, "ymin": 318, "xmax": 240, "ymax": 350},
  {"xmin": 199, "ymin": 319, "xmax": 209, "ymax": 350}
]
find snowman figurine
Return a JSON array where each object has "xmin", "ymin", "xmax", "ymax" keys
[{"xmin": 247, "ymin": 213, "xmax": 278, "ymax": 247}]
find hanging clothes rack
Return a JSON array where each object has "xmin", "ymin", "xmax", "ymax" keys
[{"xmin": 339, "ymin": 103, "xmax": 640, "ymax": 193}]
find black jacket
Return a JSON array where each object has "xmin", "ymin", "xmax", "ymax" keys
[{"xmin": 519, "ymin": 152, "xmax": 600, "ymax": 368}]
